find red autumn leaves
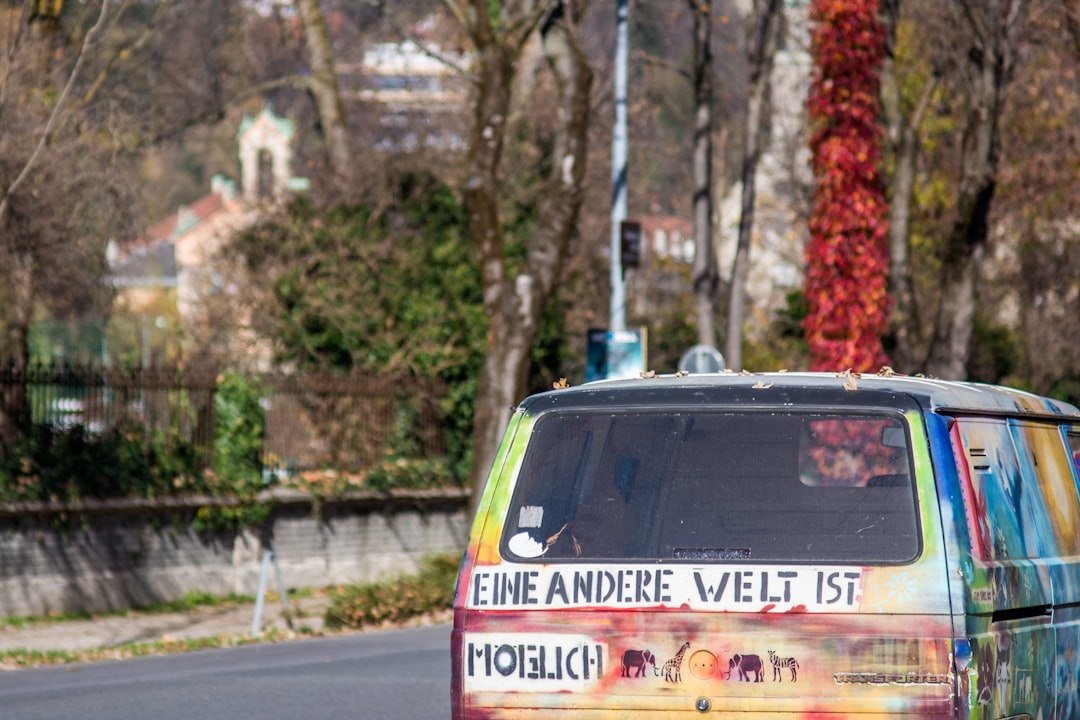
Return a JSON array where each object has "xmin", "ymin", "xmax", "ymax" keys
[{"xmin": 804, "ymin": 0, "xmax": 891, "ymax": 372}]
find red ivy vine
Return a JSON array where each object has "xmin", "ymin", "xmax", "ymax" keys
[{"xmin": 804, "ymin": 0, "xmax": 891, "ymax": 372}]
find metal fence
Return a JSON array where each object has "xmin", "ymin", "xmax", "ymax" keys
[
  {"xmin": 0, "ymin": 362, "xmax": 448, "ymax": 476},
  {"xmin": 259, "ymin": 372, "xmax": 448, "ymax": 475}
]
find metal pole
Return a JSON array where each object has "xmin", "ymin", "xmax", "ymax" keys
[
  {"xmin": 271, "ymin": 550, "xmax": 294, "ymax": 630},
  {"xmin": 251, "ymin": 549, "xmax": 272, "ymax": 637},
  {"xmin": 610, "ymin": 0, "xmax": 630, "ymax": 331}
]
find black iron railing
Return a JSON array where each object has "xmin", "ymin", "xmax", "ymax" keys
[{"xmin": 0, "ymin": 361, "xmax": 447, "ymax": 477}]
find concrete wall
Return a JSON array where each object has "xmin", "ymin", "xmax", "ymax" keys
[{"xmin": 0, "ymin": 489, "xmax": 470, "ymax": 617}]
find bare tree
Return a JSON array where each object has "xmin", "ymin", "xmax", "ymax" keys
[
  {"xmin": 724, "ymin": 0, "xmax": 782, "ymax": 371},
  {"xmin": 992, "ymin": 2, "xmax": 1080, "ymax": 393},
  {"xmin": 0, "ymin": 0, "xmax": 264, "ymax": 440},
  {"xmin": 0, "ymin": 1, "xmax": 115, "ymax": 444},
  {"xmin": 689, "ymin": 0, "xmax": 719, "ymax": 348},
  {"xmin": 1067, "ymin": 0, "xmax": 1080, "ymax": 56},
  {"xmin": 924, "ymin": 0, "xmax": 1025, "ymax": 379},
  {"xmin": 879, "ymin": 0, "xmax": 937, "ymax": 372},
  {"xmin": 449, "ymin": 0, "xmax": 593, "ymax": 509},
  {"xmin": 295, "ymin": 0, "xmax": 355, "ymax": 191},
  {"xmin": 0, "ymin": 2, "xmax": 109, "ymax": 225}
]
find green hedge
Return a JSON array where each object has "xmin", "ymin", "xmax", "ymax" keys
[
  {"xmin": 0, "ymin": 420, "xmax": 202, "ymax": 504},
  {"xmin": 0, "ymin": 371, "xmax": 459, "ymax": 513}
]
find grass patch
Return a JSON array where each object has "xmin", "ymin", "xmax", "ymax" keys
[
  {"xmin": 0, "ymin": 590, "xmax": 258, "ymax": 631},
  {"xmin": 324, "ymin": 553, "xmax": 460, "ymax": 629},
  {"xmin": 1, "ymin": 610, "xmax": 96, "ymax": 630},
  {"xmin": 0, "ymin": 627, "xmax": 300, "ymax": 669},
  {"xmin": 139, "ymin": 591, "xmax": 256, "ymax": 614}
]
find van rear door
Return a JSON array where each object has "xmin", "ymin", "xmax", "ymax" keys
[{"xmin": 455, "ymin": 406, "xmax": 956, "ymax": 719}]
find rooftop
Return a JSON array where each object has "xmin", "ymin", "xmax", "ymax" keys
[{"xmin": 522, "ymin": 371, "xmax": 1080, "ymax": 420}]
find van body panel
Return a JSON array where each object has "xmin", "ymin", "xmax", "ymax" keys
[
  {"xmin": 1052, "ymin": 605, "xmax": 1080, "ymax": 718},
  {"xmin": 944, "ymin": 414, "xmax": 1080, "ymax": 719},
  {"xmin": 452, "ymin": 374, "xmax": 1080, "ymax": 719},
  {"xmin": 459, "ymin": 609, "xmax": 953, "ymax": 716},
  {"xmin": 453, "ymin": 410, "xmax": 530, "ymax": 716},
  {"xmin": 456, "ymin": 711, "xmax": 954, "ymax": 720},
  {"xmin": 1055, "ymin": 426, "xmax": 1080, "ymax": 720}
]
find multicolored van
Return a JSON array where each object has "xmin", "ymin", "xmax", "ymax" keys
[{"xmin": 450, "ymin": 371, "xmax": 1080, "ymax": 719}]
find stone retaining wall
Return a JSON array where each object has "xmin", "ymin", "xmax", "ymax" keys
[{"xmin": 0, "ymin": 489, "xmax": 470, "ymax": 617}]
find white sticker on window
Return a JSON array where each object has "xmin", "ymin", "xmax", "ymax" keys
[
  {"xmin": 518, "ymin": 505, "xmax": 544, "ymax": 528},
  {"xmin": 508, "ymin": 532, "xmax": 547, "ymax": 558}
]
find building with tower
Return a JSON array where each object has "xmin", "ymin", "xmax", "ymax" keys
[{"xmin": 107, "ymin": 105, "xmax": 305, "ymax": 364}]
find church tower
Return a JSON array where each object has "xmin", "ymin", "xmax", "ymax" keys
[{"xmin": 236, "ymin": 106, "xmax": 297, "ymax": 204}]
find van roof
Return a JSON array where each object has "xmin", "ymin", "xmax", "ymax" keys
[{"xmin": 525, "ymin": 371, "xmax": 1080, "ymax": 421}]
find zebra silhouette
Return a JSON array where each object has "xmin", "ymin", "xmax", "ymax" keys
[
  {"xmin": 768, "ymin": 650, "xmax": 799, "ymax": 682},
  {"xmin": 662, "ymin": 642, "xmax": 691, "ymax": 683}
]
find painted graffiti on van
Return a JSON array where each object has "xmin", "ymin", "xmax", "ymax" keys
[
  {"xmin": 617, "ymin": 645, "xmax": 803, "ymax": 685},
  {"xmin": 661, "ymin": 641, "xmax": 691, "ymax": 682},
  {"xmin": 727, "ymin": 653, "xmax": 765, "ymax": 682},
  {"xmin": 466, "ymin": 565, "xmax": 864, "ymax": 611},
  {"xmin": 767, "ymin": 650, "xmax": 800, "ymax": 682},
  {"xmin": 465, "ymin": 633, "xmax": 606, "ymax": 692},
  {"xmin": 620, "ymin": 649, "xmax": 658, "ymax": 677}
]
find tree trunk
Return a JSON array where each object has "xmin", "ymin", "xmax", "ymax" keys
[
  {"xmin": 0, "ymin": 2, "xmax": 107, "ymax": 444},
  {"xmin": 463, "ymin": 28, "xmax": 517, "ymax": 513},
  {"xmin": 0, "ymin": 250, "xmax": 34, "ymax": 446},
  {"xmin": 689, "ymin": 0, "xmax": 718, "ymax": 348},
  {"xmin": 1067, "ymin": 0, "xmax": 1080, "ymax": 58},
  {"xmin": 295, "ymin": 0, "xmax": 354, "ymax": 191},
  {"xmin": 879, "ymin": 0, "xmax": 936, "ymax": 373},
  {"xmin": 927, "ymin": 226, "xmax": 984, "ymax": 379},
  {"xmin": 925, "ymin": 0, "xmax": 1021, "ymax": 379},
  {"xmin": 885, "ymin": 119, "xmax": 920, "ymax": 373},
  {"xmin": 462, "ymin": 1, "xmax": 593, "ymax": 513},
  {"xmin": 725, "ymin": 0, "xmax": 782, "ymax": 371}
]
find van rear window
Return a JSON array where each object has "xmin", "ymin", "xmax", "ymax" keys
[{"xmin": 502, "ymin": 411, "xmax": 919, "ymax": 564}]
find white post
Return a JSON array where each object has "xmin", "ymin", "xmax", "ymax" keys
[{"xmin": 251, "ymin": 549, "xmax": 273, "ymax": 637}]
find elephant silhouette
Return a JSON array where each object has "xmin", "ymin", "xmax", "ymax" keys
[
  {"xmin": 727, "ymin": 653, "xmax": 764, "ymax": 682},
  {"xmin": 621, "ymin": 649, "xmax": 659, "ymax": 677}
]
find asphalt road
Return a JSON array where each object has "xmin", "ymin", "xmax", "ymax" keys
[{"xmin": 0, "ymin": 624, "xmax": 451, "ymax": 720}]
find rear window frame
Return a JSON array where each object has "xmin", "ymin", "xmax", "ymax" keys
[{"xmin": 499, "ymin": 406, "xmax": 923, "ymax": 566}]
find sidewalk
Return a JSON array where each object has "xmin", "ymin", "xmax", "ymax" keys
[{"xmin": 0, "ymin": 593, "xmax": 333, "ymax": 656}]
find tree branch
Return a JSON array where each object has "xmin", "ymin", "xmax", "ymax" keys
[
  {"xmin": 959, "ymin": 0, "xmax": 989, "ymax": 44},
  {"xmin": 0, "ymin": 2, "xmax": 32, "ymax": 107},
  {"xmin": 507, "ymin": 0, "xmax": 556, "ymax": 54},
  {"xmin": 910, "ymin": 74, "xmax": 938, "ymax": 130},
  {"xmin": 749, "ymin": 0, "xmax": 783, "ymax": 81},
  {"xmin": 382, "ymin": 11, "xmax": 470, "ymax": 77},
  {"xmin": 0, "ymin": 0, "xmax": 112, "ymax": 228},
  {"xmin": 77, "ymin": 0, "xmax": 170, "ymax": 109},
  {"xmin": 139, "ymin": 74, "xmax": 312, "ymax": 146},
  {"xmin": 1066, "ymin": 0, "xmax": 1080, "ymax": 59},
  {"xmin": 636, "ymin": 50, "xmax": 690, "ymax": 81},
  {"xmin": 439, "ymin": 0, "xmax": 470, "ymax": 36}
]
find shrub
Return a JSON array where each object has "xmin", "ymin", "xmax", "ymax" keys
[
  {"xmin": 324, "ymin": 553, "xmax": 460, "ymax": 629},
  {"xmin": 0, "ymin": 421, "xmax": 201, "ymax": 504},
  {"xmin": 187, "ymin": 372, "xmax": 269, "ymax": 533},
  {"xmin": 362, "ymin": 457, "xmax": 458, "ymax": 493},
  {"xmin": 212, "ymin": 372, "xmax": 265, "ymax": 487},
  {"xmin": 0, "ymin": 368, "xmax": 462, "ymax": 522}
]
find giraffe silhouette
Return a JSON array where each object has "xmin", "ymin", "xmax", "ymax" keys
[{"xmin": 662, "ymin": 642, "xmax": 691, "ymax": 683}]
